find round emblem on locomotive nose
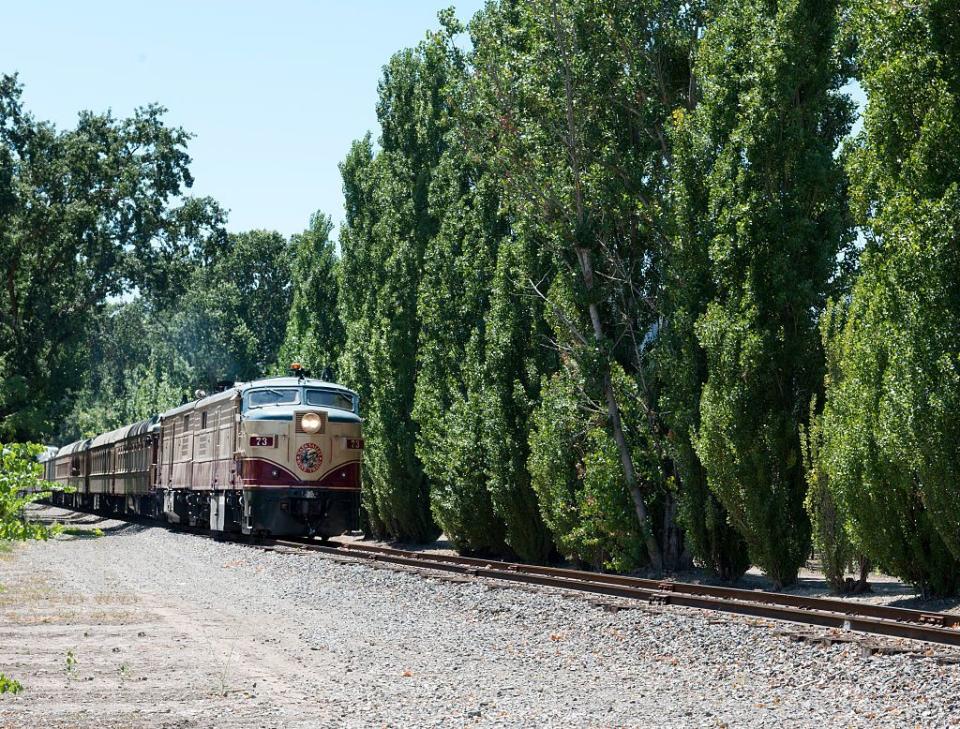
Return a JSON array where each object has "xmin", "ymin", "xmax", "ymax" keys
[{"xmin": 295, "ymin": 442, "xmax": 323, "ymax": 473}]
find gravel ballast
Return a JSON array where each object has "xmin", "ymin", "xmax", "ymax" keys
[{"xmin": 1, "ymin": 507, "xmax": 958, "ymax": 727}]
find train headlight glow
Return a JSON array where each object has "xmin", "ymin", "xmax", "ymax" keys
[{"xmin": 301, "ymin": 412, "xmax": 323, "ymax": 433}]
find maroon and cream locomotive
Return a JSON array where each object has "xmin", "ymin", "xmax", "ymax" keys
[{"xmin": 44, "ymin": 366, "xmax": 363, "ymax": 537}]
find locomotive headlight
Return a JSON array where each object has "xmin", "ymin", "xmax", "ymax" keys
[{"xmin": 301, "ymin": 412, "xmax": 323, "ymax": 434}]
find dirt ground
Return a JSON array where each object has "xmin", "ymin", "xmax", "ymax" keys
[
  {"xmin": 2, "ymin": 507, "xmax": 959, "ymax": 728},
  {"xmin": 0, "ymin": 513, "xmax": 342, "ymax": 728}
]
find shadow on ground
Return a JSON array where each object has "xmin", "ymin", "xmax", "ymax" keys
[{"xmin": 59, "ymin": 521, "xmax": 154, "ymax": 538}]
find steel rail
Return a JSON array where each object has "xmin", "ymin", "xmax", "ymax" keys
[
  {"xmin": 33, "ymin": 504, "xmax": 960, "ymax": 648},
  {"xmin": 273, "ymin": 537, "xmax": 960, "ymax": 648},
  {"xmin": 324, "ymin": 540, "xmax": 960, "ymax": 628}
]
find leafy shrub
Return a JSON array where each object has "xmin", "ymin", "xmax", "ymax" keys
[
  {"xmin": 0, "ymin": 442, "xmax": 63, "ymax": 541},
  {"xmin": 529, "ymin": 368, "xmax": 647, "ymax": 572},
  {"xmin": 0, "ymin": 673, "xmax": 22, "ymax": 694}
]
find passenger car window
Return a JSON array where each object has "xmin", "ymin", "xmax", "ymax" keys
[
  {"xmin": 246, "ymin": 388, "xmax": 300, "ymax": 409},
  {"xmin": 305, "ymin": 389, "xmax": 354, "ymax": 412}
]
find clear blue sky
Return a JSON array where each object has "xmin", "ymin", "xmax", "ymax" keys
[{"xmin": 1, "ymin": 1, "xmax": 485, "ymax": 238}]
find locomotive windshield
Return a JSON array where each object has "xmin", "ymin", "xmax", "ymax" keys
[
  {"xmin": 305, "ymin": 389, "xmax": 354, "ymax": 412},
  {"xmin": 246, "ymin": 388, "xmax": 300, "ymax": 409}
]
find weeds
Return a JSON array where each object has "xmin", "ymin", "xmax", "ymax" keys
[
  {"xmin": 65, "ymin": 649, "xmax": 77, "ymax": 677},
  {"xmin": 0, "ymin": 673, "xmax": 22, "ymax": 694},
  {"xmin": 217, "ymin": 642, "xmax": 236, "ymax": 697}
]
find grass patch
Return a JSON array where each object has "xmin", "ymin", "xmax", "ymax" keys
[
  {"xmin": 0, "ymin": 674, "xmax": 22, "ymax": 695},
  {"xmin": 60, "ymin": 526, "xmax": 105, "ymax": 538}
]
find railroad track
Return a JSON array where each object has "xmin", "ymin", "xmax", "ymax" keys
[
  {"xmin": 271, "ymin": 536, "xmax": 960, "ymax": 648},
  {"xmin": 29, "ymin": 504, "xmax": 960, "ymax": 649}
]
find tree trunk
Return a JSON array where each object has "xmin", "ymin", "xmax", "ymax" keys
[
  {"xmin": 660, "ymin": 491, "xmax": 686, "ymax": 572},
  {"xmin": 602, "ymin": 370, "xmax": 663, "ymax": 573},
  {"xmin": 577, "ymin": 246, "xmax": 664, "ymax": 573}
]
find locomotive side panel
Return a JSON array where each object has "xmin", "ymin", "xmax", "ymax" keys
[
  {"xmin": 214, "ymin": 399, "xmax": 238, "ymax": 490},
  {"xmin": 192, "ymin": 406, "xmax": 215, "ymax": 491},
  {"xmin": 192, "ymin": 393, "xmax": 240, "ymax": 491},
  {"xmin": 191, "ymin": 393, "xmax": 238, "ymax": 491},
  {"xmin": 172, "ymin": 412, "xmax": 194, "ymax": 489},
  {"xmin": 158, "ymin": 415, "xmax": 177, "ymax": 488}
]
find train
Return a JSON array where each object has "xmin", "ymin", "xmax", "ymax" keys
[{"xmin": 39, "ymin": 366, "xmax": 363, "ymax": 538}]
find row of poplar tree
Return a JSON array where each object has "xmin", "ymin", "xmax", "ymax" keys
[
  {"xmin": 279, "ymin": 0, "xmax": 960, "ymax": 596},
  {"xmin": 3, "ymin": 0, "xmax": 956, "ymax": 597}
]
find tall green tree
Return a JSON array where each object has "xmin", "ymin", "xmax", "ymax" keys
[
  {"xmin": 413, "ymin": 110, "xmax": 507, "ymax": 553},
  {"xmin": 471, "ymin": 0, "xmax": 704, "ymax": 571},
  {"xmin": 480, "ymin": 231, "xmax": 557, "ymax": 563},
  {"xmin": 657, "ymin": 9, "xmax": 751, "ymax": 582},
  {"xmin": 686, "ymin": 0, "xmax": 853, "ymax": 587},
  {"xmin": 277, "ymin": 213, "xmax": 343, "ymax": 377},
  {"xmin": 0, "ymin": 74, "xmax": 223, "ymax": 441},
  {"xmin": 413, "ymin": 12, "xmax": 555, "ymax": 560},
  {"xmin": 338, "ymin": 29, "xmax": 458, "ymax": 541},
  {"xmin": 660, "ymin": 120, "xmax": 751, "ymax": 579},
  {"xmin": 816, "ymin": 0, "xmax": 960, "ymax": 595}
]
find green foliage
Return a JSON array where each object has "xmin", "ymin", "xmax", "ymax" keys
[
  {"xmin": 0, "ymin": 674, "xmax": 22, "ymax": 695},
  {"xmin": 276, "ymin": 212, "xmax": 343, "ymax": 377},
  {"xmin": 338, "ymin": 28, "xmax": 462, "ymax": 542},
  {"xmin": 815, "ymin": 0, "xmax": 960, "ymax": 596},
  {"xmin": 0, "ymin": 442, "xmax": 62, "ymax": 541},
  {"xmin": 801, "ymin": 396, "xmax": 854, "ymax": 592},
  {"xmin": 529, "ymin": 366, "xmax": 647, "ymax": 572},
  {"xmin": 661, "ymin": 101, "xmax": 750, "ymax": 581},
  {"xmin": 686, "ymin": 0, "xmax": 852, "ymax": 587},
  {"xmin": 173, "ymin": 230, "xmax": 293, "ymax": 386},
  {"xmin": 414, "ymin": 126, "xmax": 507, "ymax": 554},
  {"xmin": 0, "ymin": 74, "xmax": 224, "ymax": 441},
  {"xmin": 471, "ymin": 0, "xmax": 707, "ymax": 571},
  {"xmin": 480, "ymin": 236, "xmax": 557, "ymax": 563}
]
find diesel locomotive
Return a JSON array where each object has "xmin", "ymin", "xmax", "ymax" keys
[{"xmin": 42, "ymin": 366, "xmax": 363, "ymax": 537}]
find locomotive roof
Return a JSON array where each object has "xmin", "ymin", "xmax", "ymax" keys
[
  {"xmin": 241, "ymin": 376, "xmax": 355, "ymax": 393},
  {"xmin": 159, "ymin": 376, "xmax": 357, "ymax": 419}
]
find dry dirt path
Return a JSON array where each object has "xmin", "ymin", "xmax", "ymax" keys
[{"xmin": 0, "ymin": 516, "xmax": 338, "ymax": 727}]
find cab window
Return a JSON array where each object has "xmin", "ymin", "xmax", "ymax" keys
[
  {"xmin": 245, "ymin": 388, "xmax": 300, "ymax": 409},
  {"xmin": 305, "ymin": 389, "xmax": 354, "ymax": 412}
]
